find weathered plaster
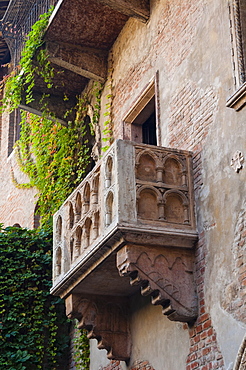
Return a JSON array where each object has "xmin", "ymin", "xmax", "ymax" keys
[
  {"xmin": 129, "ymin": 294, "xmax": 190, "ymax": 370},
  {"xmin": 210, "ymin": 304, "xmax": 246, "ymax": 370},
  {"xmin": 0, "ymin": 112, "xmax": 37, "ymax": 228}
]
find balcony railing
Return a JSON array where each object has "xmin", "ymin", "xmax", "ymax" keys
[
  {"xmin": 52, "ymin": 140, "xmax": 197, "ymax": 293},
  {"xmin": 1, "ymin": 0, "xmax": 58, "ymax": 65}
]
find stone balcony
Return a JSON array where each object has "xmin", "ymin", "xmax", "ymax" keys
[{"xmin": 51, "ymin": 140, "xmax": 198, "ymax": 361}]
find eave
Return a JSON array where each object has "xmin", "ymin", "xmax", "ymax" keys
[
  {"xmin": 1, "ymin": 0, "xmax": 149, "ymax": 119},
  {"xmin": 44, "ymin": 0, "xmax": 150, "ymax": 85}
]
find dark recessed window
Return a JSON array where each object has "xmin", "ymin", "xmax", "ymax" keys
[
  {"xmin": 8, "ymin": 108, "xmax": 21, "ymax": 156},
  {"xmin": 142, "ymin": 111, "xmax": 157, "ymax": 146},
  {"xmin": 123, "ymin": 76, "xmax": 160, "ymax": 145}
]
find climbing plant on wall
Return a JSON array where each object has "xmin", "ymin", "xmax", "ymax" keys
[
  {"xmin": 0, "ymin": 225, "xmax": 70, "ymax": 369},
  {"xmin": 73, "ymin": 326, "xmax": 90, "ymax": 370},
  {"xmin": 12, "ymin": 92, "xmax": 97, "ymax": 225},
  {"xmin": 1, "ymin": 7, "xmax": 54, "ymax": 112},
  {"xmin": 102, "ymin": 72, "xmax": 114, "ymax": 152},
  {"xmin": 1, "ymin": 8, "xmax": 102, "ymax": 225},
  {"xmin": 0, "ymin": 9, "xmax": 99, "ymax": 369}
]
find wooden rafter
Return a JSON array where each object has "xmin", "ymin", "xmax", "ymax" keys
[{"xmin": 97, "ymin": 0, "xmax": 150, "ymax": 22}]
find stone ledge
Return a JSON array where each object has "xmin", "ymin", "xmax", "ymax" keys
[
  {"xmin": 226, "ymin": 82, "xmax": 246, "ymax": 111},
  {"xmin": 51, "ymin": 223, "xmax": 198, "ymax": 298}
]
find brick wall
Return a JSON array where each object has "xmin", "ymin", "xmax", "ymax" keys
[
  {"xmin": 185, "ymin": 233, "xmax": 224, "ymax": 370},
  {"xmin": 108, "ymin": 1, "xmax": 226, "ymax": 364},
  {"xmin": 101, "ymin": 361, "xmax": 123, "ymax": 370},
  {"xmin": 168, "ymin": 81, "xmax": 218, "ymax": 153},
  {"xmin": 101, "ymin": 360, "xmax": 155, "ymax": 370},
  {"xmin": 168, "ymin": 82, "xmax": 224, "ymax": 369},
  {"xmin": 154, "ymin": 1, "xmax": 204, "ymax": 75},
  {"xmin": 111, "ymin": 0, "xmax": 205, "ymax": 141},
  {"xmin": 130, "ymin": 360, "xmax": 155, "ymax": 370}
]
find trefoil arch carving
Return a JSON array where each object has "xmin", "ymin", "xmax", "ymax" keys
[{"xmin": 75, "ymin": 192, "xmax": 82, "ymax": 222}]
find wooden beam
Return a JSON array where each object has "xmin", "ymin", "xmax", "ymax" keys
[
  {"xmin": 46, "ymin": 42, "xmax": 107, "ymax": 82},
  {"xmin": 48, "ymin": 57, "xmax": 105, "ymax": 82},
  {"xmin": 20, "ymin": 92, "xmax": 76, "ymax": 126},
  {"xmin": 97, "ymin": 0, "xmax": 150, "ymax": 22}
]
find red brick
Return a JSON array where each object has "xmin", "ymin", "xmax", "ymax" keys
[
  {"xmin": 241, "ymin": 278, "xmax": 246, "ymax": 286},
  {"xmin": 199, "ymin": 305, "xmax": 206, "ymax": 314},
  {"xmin": 199, "ymin": 299, "xmax": 205, "ymax": 308},
  {"xmin": 194, "ymin": 334, "xmax": 200, "ymax": 343},
  {"xmin": 239, "ymin": 264, "xmax": 246, "ymax": 274},
  {"xmin": 188, "ymin": 353, "xmax": 197, "ymax": 362},
  {"xmin": 190, "ymin": 345, "xmax": 198, "ymax": 353},
  {"xmin": 200, "ymin": 330, "xmax": 208, "ymax": 340},
  {"xmin": 203, "ymin": 320, "xmax": 212, "ymax": 330},
  {"xmin": 198, "ymin": 340, "xmax": 205, "ymax": 349},
  {"xmin": 198, "ymin": 313, "xmax": 210, "ymax": 323},
  {"xmin": 190, "ymin": 361, "xmax": 199, "ymax": 369},
  {"xmin": 195, "ymin": 324, "xmax": 203, "ymax": 334},
  {"xmin": 202, "ymin": 347, "xmax": 211, "ymax": 356}
]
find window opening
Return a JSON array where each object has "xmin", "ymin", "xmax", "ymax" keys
[
  {"xmin": 34, "ymin": 204, "xmax": 41, "ymax": 229},
  {"xmin": 123, "ymin": 75, "xmax": 160, "ymax": 145},
  {"xmin": 142, "ymin": 111, "xmax": 157, "ymax": 145},
  {"xmin": 84, "ymin": 115, "xmax": 96, "ymax": 171},
  {"xmin": 229, "ymin": 0, "xmax": 246, "ymax": 87},
  {"xmin": 8, "ymin": 108, "xmax": 21, "ymax": 156},
  {"xmin": 226, "ymin": 1, "xmax": 246, "ymax": 109},
  {"xmin": 130, "ymin": 94, "xmax": 156, "ymax": 145}
]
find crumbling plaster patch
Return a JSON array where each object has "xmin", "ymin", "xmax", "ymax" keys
[
  {"xmin": 222, "ymin": 202, "xmax": 246, "ymax": 324},
  {"xmin": 210, "ymin": 304, "xmax": 246, "ymax": 370}
]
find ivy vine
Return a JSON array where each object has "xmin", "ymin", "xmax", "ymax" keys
[
  {"xmin": 13, "ymin": 91, "xmax": 97, "ymax": 225},
  {"xmin": 1, "ymin": 7, "xmax": 54, "ymax": 112},
  {"xmin": 73, "ymin": 326, "xmax": 90, "ymax": 369},
  {"xmin": 0, "ymin": 9, "xmax": 101, "ymax": 369},
  {"xmin": 1, "ymin": 9, "xmax": 103, "ymax": 225},
  {"xmin": 102, "ymin": 73, "xmax": 114, "ymax": 152},
  {"xmin": 0, "ymin": 225, "xmax": 70, "ymax": 369}
]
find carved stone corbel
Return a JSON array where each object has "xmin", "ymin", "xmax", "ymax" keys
[
  {"xmin": 117, "ymin": 245, "xmax": 198, "ymax": 323},
  {"xmin": 65, "ymin": 294, "xmax": 131, "ymax": 361}
]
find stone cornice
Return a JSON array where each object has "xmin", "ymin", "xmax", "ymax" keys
[{"xmin": 226, "ymin": 82, "xmax": 246, "ymax": 111}]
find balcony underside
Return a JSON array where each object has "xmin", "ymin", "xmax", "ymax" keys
[
  {"xmin": 18, "ymin": 0, "xmax": 150, "ymax": 120},
  {"xmin": 51, "ymin": 224, "xmax": 197, "ymax": 297},
  {"xmin": 19, "ymin": 64, "xmax": 86, "ymax": 123}
]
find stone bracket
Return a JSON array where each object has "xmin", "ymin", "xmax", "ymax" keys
[
  {"xmin": 65, "ymin": 294, "xmax": 131, "ymax": 361},
  {"xmin": 117, "ymin": 244, "xmax": 198, "ymax": 323}
]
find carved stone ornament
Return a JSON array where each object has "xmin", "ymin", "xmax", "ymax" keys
[
  {"xmin": 231, "ymin": 150, "xmax": 244, "ymax": 172},
  {"xmin": 52, "ymin": 140, "xmax": 198, "ymax": 361},
  {"xmin": 117, "ymin": 244, "xmax": 198, "ymax": 323},
  {"xmin": 233, "ymin": 334, "xmax": 246, "ymax": 370},
  {"xmin": 65, "ymin": 294, "xmax": 131, "ymax": 361}
]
